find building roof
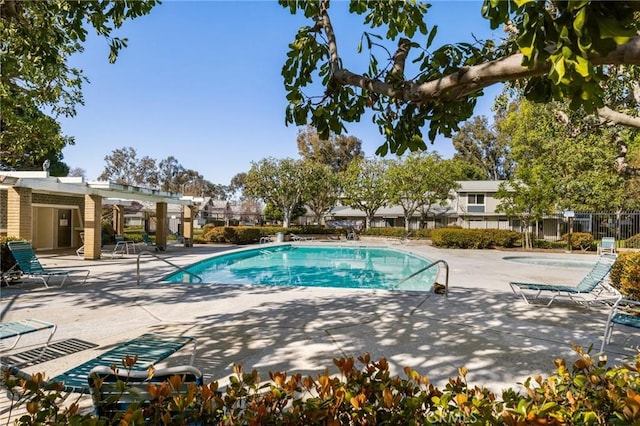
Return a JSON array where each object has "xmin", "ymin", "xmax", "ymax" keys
[
  {"xmin": 0, "ymin": 171, "xmax": 194, "ymax": 205},
  {"xmin": 457, "ymin": 180, "xmax": 505, "ymax": 192}
]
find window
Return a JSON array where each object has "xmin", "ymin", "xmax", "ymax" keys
[
  {"xmin": 467, "ymin": 193, "xmax": 485, "ymax": 213},
  {"xmin": 468, "ymin": 194, "xmax": 485, "ymax": 205}
]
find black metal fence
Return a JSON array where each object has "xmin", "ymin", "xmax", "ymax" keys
[{"xmin": 536, "ymin": 211, "xmax": 640, "ymax": 242}]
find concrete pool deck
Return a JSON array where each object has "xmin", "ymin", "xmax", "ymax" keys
[{"xmin": 2, "ymin": 241, "xmax": 639, "ymax": 420}]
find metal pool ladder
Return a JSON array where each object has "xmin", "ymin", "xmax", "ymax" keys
[
  {"xmin": 394, "ymin": 259, "xmax": 449, "ymax": 296},
  {"xmin": 136, "ymin": 250, "xmax": 203, "ymax": 285}
]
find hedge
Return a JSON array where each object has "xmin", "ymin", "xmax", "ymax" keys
[
  {"xmin": 5, "ymin": 346, "xmax": 640, "ymax": 424},
  {"xmin": 430, "ymin": 228, "xmax": 521, "ymax": 249}
]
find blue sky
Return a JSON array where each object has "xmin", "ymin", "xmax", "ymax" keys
[{"xmin": 60, "ymin": 1, "xmax": 504, "ymax": 185}]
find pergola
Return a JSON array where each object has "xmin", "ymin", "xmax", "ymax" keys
[{"xmin": 0, "ymin": 171, "xmax": 197, "ymax": 260}]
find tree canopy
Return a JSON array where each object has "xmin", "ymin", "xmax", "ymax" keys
[
  {"xmin": 1, "ymin": 0, "xmax": 158, "ymax": 173},
  {"xmin": 296, "ymin": 126, "xmax": 364, "ymax": 172},
  {"xmin": 281, "ymin": 1, "xmax": 640, "ymax": 156}
]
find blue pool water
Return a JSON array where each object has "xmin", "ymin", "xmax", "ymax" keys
[{"xmin": 164, "ymin": 245, "xmax": 436, "ymax": 291}]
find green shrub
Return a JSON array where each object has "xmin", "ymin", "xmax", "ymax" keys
[
  {"xmin": 561, "ymin": 232, "xmax": 595, "ymax": 251},
  {"xmin": 202, "ymin": 227, "xmax": 262, "ymax": 244},
  {"xmin": 533, "ymin": 239, "xmax": 567, "ymax": 249},
  {"xmin": 624, "ymin": 233, "xmax": 640, "ymax": 249},
  {"xmin": 610, "ymin": 252, "xmax": 640, "ymax": 300},
  {"xmin": 412, "ymin": 228, "xmax": 432, "ymax": 239},
  {"xmin": 430, "ymin": 228, "xmax": 520, "ymax": 249},
  {"xmin": 202, "ymin": 226, "xmax": 226, "ymax": 243},
  {"xmin": 5, "ymin": 347, "xmax": 640, "ymax": 424},
  {"xmin": 1, "ymin": 236, "xmax": 22, "ymax": 286}
]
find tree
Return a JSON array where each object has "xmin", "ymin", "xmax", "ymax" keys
[
  {"xmin": 157, "ymin": 156, "xmax": 185, "ymax": 192},
  {"xmin": 229, "ymin": 173, "xmax": 248, "ymax": 200},
  {"xmin": 452, "ymin": 115, "xmax": 513, "ymax": 180},
  {"xmin": 100, "ymin": 147, "xmax": 158, "ymax": 186},
  {"xmin": 263, "ymin": 201, "xmax": 307, "ymax": 224},
  {"xmin": 1, "ymin": 1, "xmax": 158, "ymax": 173},
  {"xmin": 100, "ymin": 147, "xmax": 142, "ymax": 185},
  {"xmin": 244, "ymin": 157, "xmax": 309, "ymax": 228},
  {"xmin": 281, "ymin": 1, "xmax": 640, "ymax": 156},
  {"xmin": 499, "ymin": 99, "xmax": 629, "ymax": 212},
  {"xmin": 496, "ymin": 175, "xmax": 557, "ymax": 250},
  {"xmin": 0, "ymin": 98, "xmax": 73, "ymax": 173},
  {"xmin": 339, "ymin": 157, "xmax": 390, "ymax": 229},
  {"xmin": 68, "ymin": 168, "xmax": 86, "ymax": 179},
  {"xmin": 297, "ymin": 126, "xmax": 364, "ymax": 172},
  {"xmin": 302, "ymin": 160, "xmax": 339, "ymax": 224}
]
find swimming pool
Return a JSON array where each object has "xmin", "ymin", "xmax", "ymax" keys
[{"xmin": 164, "ymin": 245, "xmax": 436, "ymax": 291}]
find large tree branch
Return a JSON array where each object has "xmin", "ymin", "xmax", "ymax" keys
[
  {"xmin": 332, "ymin": 35, "xmax": 640, "ymax": 104},
  {"xmin": 597, "ymin": 106, "xmax": 640, "ymax": 127}
]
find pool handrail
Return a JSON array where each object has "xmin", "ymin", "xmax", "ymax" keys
[
  {"xmin": 394, "ymin": 259, "xmax": 449, "ymax": 296},
  {"xmin": 136, "ymin": 250, "xmax": 203, "ymax": 285}
]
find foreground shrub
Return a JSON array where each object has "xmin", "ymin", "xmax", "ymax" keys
[
  {"xmin": 4, "ymin": 347, "xmax": 640, "ymax": 424},
  {"xmin": 430, "ymin": 228, "xmax": 520, "ymax": 249},
  {"xmin": 610, "ymin": 252, "xmax": 640, "ymax": 300}
]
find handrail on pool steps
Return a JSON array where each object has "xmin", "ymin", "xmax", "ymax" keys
[
  {"xmin": 137, "ymin": 250, "xmax": 203, "ymax": 285},
  {"xmin": 394, "ymin": 259, "xmax": 449, "ymax": 296}
]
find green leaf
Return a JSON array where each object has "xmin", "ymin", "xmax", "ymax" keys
[
  {"xmin": 573, "ymin": 7, "xmax": 586, "ymax": 34},
  {"xmin": 574, "ymin": 56, "xmax": 590, "ymax": 77}
]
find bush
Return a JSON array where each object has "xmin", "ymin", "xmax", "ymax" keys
[
  {"xmin": 624, "ymin": 233, "xmax": 640, "ymax": 249},
  {"xmin": 6, "ymin": 347, "xmax": 640, "ymax": 424},
  {"xmin": 1, "ymin": 236, "xmax": 22, "ymax": 286},
  {"xmin": 202, "ymin": 227, "xmax": 262, "ymax": 244},
  {"xmin": 533, "ymin": 239, "xmax": 567, "ymax": 249},
  {"xmin": 430, "ymin": 228, "xmax": 520, "ymax": 249},
  {"xmin": 610, "ymin": 252, "xmax": 640, "ymax": 300},
  {"xmin": 561, "ymin": 232, "xmax": 595, "ymax": 251}
]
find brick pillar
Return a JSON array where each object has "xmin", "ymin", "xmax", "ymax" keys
[
  {"xmin": 7, "ymin": 187, "xmax": 32, "ymax": 241},
  {"xmin": 113, "ymin": 205, "xmax": 125, "ymax": 234},
  {"xmin": 183, "ymin": 205, "xmax": 193, "ymax": 241},
  {"xmin": 84, "ymin": 194, "xmax": 102, "ymax": 260},
  {"xmin": 156, "ymin": 202, "xmax": 167, "ymax": 250}
]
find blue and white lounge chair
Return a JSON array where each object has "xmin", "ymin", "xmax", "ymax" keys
[
  {"xmin": 5, "ymin": 333, "xmax": 196, "ymax": 394},
  {"xmin": 601, "ymin": 298, "xmax": 640, "ymax": 351},
  {"xmin": 509, "ymin": 255, "xmax": 620, "ymax": 307},
  {"xmin": 0, "ymin": 319, "xmax": 56, "ymax": 366},
  {"xmin": 7, "ymin": 241, "xmax": 90, "ymax": 287},
  {"xmin": 88, "ymin": 365, "xmax": 203, "ymax": 420},
  {"xmin": 598, "ymin": 237, "xmax": 616, "ymax": 255}
]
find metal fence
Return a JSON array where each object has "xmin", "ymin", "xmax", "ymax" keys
[{"xmin": 535, "ymin": 211, "xmax": 640, "ymax": 242}]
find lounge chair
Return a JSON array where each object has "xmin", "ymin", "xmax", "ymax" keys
[
  {"xmin": 0, "ymin": 319, "xmax": 56, "ymax": 366},
  {"xmin": 509, "ymin": 255, "xmax": 620, "ymax": 307},
  {"xmin": 115, "ymin": 234, "xmax": 136, "ymax": 254},
  {"xmin": 88, "ymin": 365, "xmax": 203, "ymax": 420},
  {"xmin": 6, "ymin": 241, "xmax": 90, "ymax": 287},
  {"xmin": 5, "ymin": 333, "xmax": 196, "ymax": 394},
  {"xmin": 76, "ymin": 232, "xmax": 84, "ymax": 257},
  {"xmin": 598, "ymin": 237, "xmax": 616, "ymax": 255},
  {"xmin": 290, "ymin": 233, "xmax": 315, "ymax": 241},
  {"xmin": 601, "ymin": 298, "xmax": 640, "ymax": 351},
  {"xmin": 141, "ymin": 232, "xmax": 160, "ymax": 251}
]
